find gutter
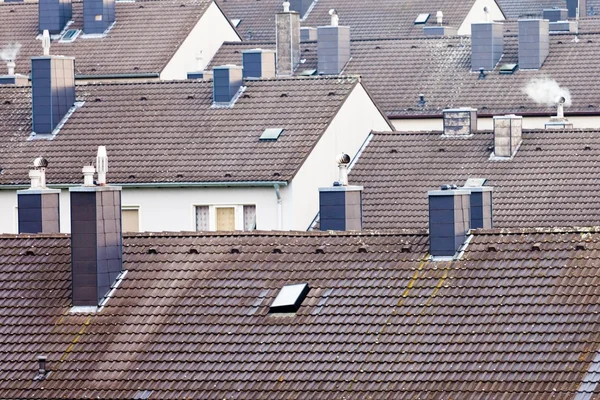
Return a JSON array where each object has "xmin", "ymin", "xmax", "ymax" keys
[
  {"xmin": 389, "ymin": 110, "xmax": 600, "ymax": 119},
  {"xmin": 0, "ymin": 181, "xmax": 289, "ymax": 190},
  {"xmin": 74, "ymin": 73, "xmax": 161, "ymax": 80}
]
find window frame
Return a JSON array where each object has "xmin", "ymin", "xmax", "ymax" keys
[{"xmin": 193, "ymin": 204, "xmax": 257, "ymax": 231}]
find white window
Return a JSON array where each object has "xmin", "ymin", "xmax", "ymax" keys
[
  {"xmin": 195, "ymin": 205, "xmax": 256, "ymax": 232},
  {"xmin": 122, "ymin": 207, "xmax": 140, "ymax": 232}
]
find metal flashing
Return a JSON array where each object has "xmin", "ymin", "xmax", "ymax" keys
[{"xmin": 29, "ymin": 101, "xmax": 84, "ymax": 140}]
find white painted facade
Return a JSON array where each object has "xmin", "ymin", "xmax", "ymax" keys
[
  {"xmin": 392, "ymin": 115, "xmax": 600, "ymax": 132},
  {"xmin": 160, "ymin": 2, "xmax": 240, "ymax": 80},
  {"xmin": 457, "ymin": 0, "xmax": 505, "ymax": 35},
  {"xmin": 0, "ymin": 83, "xmax": 392, "ymax": 234}
]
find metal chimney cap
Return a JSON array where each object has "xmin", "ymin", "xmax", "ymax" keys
[
  {"xmin": 336, "ymin": 152, "xmax": 351, "ymax": 165},
  {"xmin": 33, "ymin": 157, "xmax": 49, "ymax": 168},
  {"xmin": 557, "ymin": 96, "xmax": 566, "ymax": 104}
]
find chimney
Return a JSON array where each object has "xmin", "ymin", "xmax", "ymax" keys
[
  {"xmin": 212, "ymin": 65, "xmax": 243, "ymax": 104},
  {"xmin": 17, "ymin": 157, "xmax": 61, "ymax": 234},
  {"xmin": 428, "ymin": 185, "xmax": 471, "ymax": 257},
  {"xmin": 442, "ymin": 108, "xmax": 477, "ymax": 136},
  {"xmin": 83, "ymin": 0, "xmax": 116, "ymax": 34},
  {"xmin": 317, "ymin": 10, "xmax": 351, "ymax": 75},
  {"xmin": 493, "ymin": 114, "xmax": 522, "ymax": 157},
  {"xmin": 276, "ymin": 4, "xmax": 301, "ymax": 76},
  {"xmin": 319, "ymin": 153, "xmax": 363, "ymax": 231},
  {"xmin": 518, "ymin": 19, "xmax": 549, "ymax": 70},
  {"xmin": 543, "ymin": 8, "xmax": 568, "ymax": 22},
  {"xmin": 463, "ymin": 180, "xmax": 493, "ymax": 230},
  {"xmin": 471, "ymin": 22, "xmax": 503, "ymax": 71},
  {"xmin": 289, "ymin": 0, "xmax": 312, "ymax": 19},
  {"xmin": 567, "ymin": 0, "xmax": 587, "ymax": 17},
  {"xmin": 70, "ymin": 147, "xmax": 122, "ymax": 307},
  {"xmin": 242, "ymin": 49, "xmax": 276, "ymax": 79},
  {"xmin": 300, "ymin": 27, "xmax": 318, "ymax": 42},
  {"xmin": 423, "ymin": 26, "xmax": 458, "ymax": 36},
  {"xmin": 39, "ymin": 0, "xmax": 72, "ymax": 34},
  {"xmin": 31, "ymin": 56, "xmax": 76, "ymax": 135}
]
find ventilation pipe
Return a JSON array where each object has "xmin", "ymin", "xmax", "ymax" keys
[
  {"xmin": 337, "ymin": 152, "xmax": 350, "ymax": 186},
  {"xmin": 545, "ymin": 97, "xmax": 573, "ymax": 129}
]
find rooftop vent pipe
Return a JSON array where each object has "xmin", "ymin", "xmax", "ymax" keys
[
  {"xmin": 436, "ymin": 10, "xmax": 443, "ymax": 25},
  {"xmin": 33, "ymin": 356, "xmax": 48, "ymax": 381},
  {"xmin": 336, "ymin": 152, "xmax": 350, "ymax": 186},
  {"xmin": 545, "ymin": 97, "xmax": 574, "ymax": 129},
  {"xmin": 42, "ymin": 30, "xmax": 51, "ymax": 56}
]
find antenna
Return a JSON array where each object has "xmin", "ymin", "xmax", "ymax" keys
[
  {"xmin": 42, "ymin": 30, "xmax": 50, "ymax": 56},
  {"xmin": 436, "ymin": 11, "xmax": 443, "ymax": 26},
  {"xmin": 282, "ymin": 0, "xmax": 290, "ymax": 12},
  {"xmin": 96, "ymin": 146, "xmax": 108, "ymax": 186},
  {"xmin": 329, "ymin": 9, "xmax": 339, "ymax": 26}
]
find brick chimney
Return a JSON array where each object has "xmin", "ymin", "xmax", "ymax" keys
[
  {"xmin": 443, "ymin": 108, "xmax": 477, "ymax": 136},
  {"xmin": 276, "ymin": 2, "xmax": 301, "ymax": 76}
]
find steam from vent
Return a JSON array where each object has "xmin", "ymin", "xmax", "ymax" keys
[
  {"xmin": 523, "ymin": 78, "xmax": 572, "ymax": 107},
  {"xmin": 0, "ymin": 43, "xmax": 22, "ymax": 61}
]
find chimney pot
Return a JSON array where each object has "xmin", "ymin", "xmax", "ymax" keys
[
  {"xmin": 96, "ymin": 146, "xmax": 108, "ymax": 186},
  {"xmin": 283, "ymin": 0, "xmax": 290, "ymax": 12},
  {"xmin": 336, "ymin": 152, "xmax": 350, "ymax": 185},
  {"xmin": 329, "ymin": 9, "xmax": 339, "ymax": 26}
]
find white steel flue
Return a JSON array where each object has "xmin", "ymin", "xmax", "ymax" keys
[
  {"xmin": 557, "ymin": 96, "xmax": 565, "ymax": 118},
  {"xmin": 96, "ymin": 146, "xmax": 108, "ymax": 186},
  {"xmin": 42, "ymin": 30, "xmax": 51, "ymax": 56},
  {"xmin": 282, "ymin": 0, "xmax": 290, "ymax": 12},
  {"xmin": 7, "ymin": 61, "xmax": 15, "ymax": 75},
  {"xmin": 82, "ymin": 165, "xmax": 95, "ymax": 186},
  {"xmin": 336, "ymin": 152, "xmax": 351, "ymax": 186},
  {"xmin": 329, "ymin": 9, "xmax": 339, "ymax": 26}
]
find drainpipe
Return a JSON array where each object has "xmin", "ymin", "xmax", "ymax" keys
[{"xmin": 274, "ymin": 184, "xmax": 283, "ymax": 230}]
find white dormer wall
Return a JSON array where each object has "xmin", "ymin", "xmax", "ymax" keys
[
  {"xmin": 457, "ymin": 0, "xmax": 505, "ymax": 35},
  {"xmin": 283, "ymin": 82, "xmax": 394, "ymax": 230},
  {"xmin": 160, "ymin": 1, "xmax": 240, "ymax": 80}
]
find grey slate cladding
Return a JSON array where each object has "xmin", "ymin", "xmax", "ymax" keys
[
  {"xmin": 471, "ymin": 22, "xmax": 503, "ymax": 71},
  {"xmin": 467, "ymin": 188, "xmax": 493, "ymax": 229},
  {"xmin": 70, "ymin": 186, "xmax": 122, "ymax": 306},
  {"xmin": 31, "ymin": 56, "xmax": 76, "ymax": 135},
  {"xmin": 319, "ymin": 186, "xmax": 363, "ymax": 231},
  {"xmin": 289, "ymin": 0, "xmax": 312, "ymax": 19},
  {"xmin": 83, "ymin": 0, "xmax": 115, "ymax": 34},
  {"xmin": 317, "ymin": 25, "xmax": 351, "ymax": 75},
  {"xmin": 423, "ymin": 26, "xmax": 458, "ymax": 36},
  {"xmin": 17, "ymin": 190, "xmax": 60, "ymax": 234},
  {"xmin": 38, "ymin": 0, "xmax": 72, "ymax": 34},
  {"xmin": 212, "ymin": 65, "xmax": 243, "ymax": 103},
  {"xmin": 518, "ymin": 19, "xmax": 549, "ymax": 69},
  {"xmin": 543, "ymin": 8, "xmax": 568, "ymax": 22},
  {"xmin": 186, "ymin": 72, "xmax": 204, "ymax": 79},
  {"xmin": 242, "ymin": 49, "xmax": 275, "ymax": 79},
  {"xmin": 301, "ymin": 27, "xmax": 318, "ymax": 42},
  {"xmin": 428, "ymin": 189, "xmax": 470, "ymax": 257},
  {"xmin": 276, "ymin": 11, "xmax": 301, "ymax": 76}
]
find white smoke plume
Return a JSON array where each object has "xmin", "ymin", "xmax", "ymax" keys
[
  {"xmin": 523, "ymin": 77, "xmax": 572, "ymax": 107},
  {"xmin": 0, "ymin": 43, "xmax": 22, "ymax": 62}
]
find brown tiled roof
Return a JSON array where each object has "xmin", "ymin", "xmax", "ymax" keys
[
  {"xmin": 0, "ymin": 0, "xmax": 215, "ymax": 76},
  {"xmin": 0, "ymin": 76, "xmax": 360, "ymax": 185},
  {"xmin": 217, "ymin": 0, "xmax": 477, "ymax": 41},
  {"xmin": 209, "ymin": 33, "xmax": 600, "ymax": 117},
  {"xmin": 496, "ymin": 0, "xmax": 565, "ymax": 18},
  {"xmin": 2, "ymin": 228, "xmax": 600, "ymax": 397},
  {"xmin": 349, "ymin": 129, "xmax": 600, "ymax": 230}
]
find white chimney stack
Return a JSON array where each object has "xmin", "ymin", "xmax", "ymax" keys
[
  {"xmin": 82, "ymin": 165, "xmax": 95, "ymax": 186},
  {"xmin": 283, "ymin": 0, "xmax": 290, "ymax": 12},
  {"xmin": 436, "ymin": 11, "xmax": 443, "ymax": 25},
  {"xmin": 33, "ymin": 157, "xmax": 49, "ymax": 188},
  {"xmin": 29, "ymin": 169, "xmax": 42, "ymax": 189},
  {"xmin": 329, "ymin": 9, "xmax": 339, "ymax": 26},
  {"xmin": 42, "ymin": 30, "xmax": 51, "ymax": 56},
  {"xmin": 557, "ymin": 96, "xmax": 565, "ymax": 118},
  {"xmin": 7, "ymin": 61, "xmax": 15, "ymax": 75},
  {"xmin": 336, "ymin": 152, "xmax": 351, "ymax": 186},
  {"xmin": 96, "ymin": 146, "xmax": 108, "ymax": 186}
]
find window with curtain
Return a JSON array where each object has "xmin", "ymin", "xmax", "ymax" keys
[
  {"xmin": 195, "ymin": 206, "xmax": 209, "ymax": 231},
  {"xmin": 243, "ymin": 205, "xmax": 256, "ymax": 231}
]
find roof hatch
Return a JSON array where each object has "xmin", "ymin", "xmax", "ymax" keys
[{"xmin": 269, "ymin": 283, "xmax": 310, "ymax": 313}]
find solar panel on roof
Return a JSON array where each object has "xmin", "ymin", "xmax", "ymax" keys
[
  {"xmin": 414, "ymin": 13, "xmax": 430, "ymax": 24},
  {"xmin": 499, "ymin": 64, "xmax": 518, "ymax": 74},
  {"xmin": 260, "ymin": 128, "xmax": 284, "ymax": 141},
  {"xmin": 269, "ymin": 283, "xmax": 310, "ymax": 313}
]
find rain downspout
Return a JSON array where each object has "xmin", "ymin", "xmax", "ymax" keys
[{"xmin": 274, "ymin": 184, "xmax": 283, "ymax": 230}]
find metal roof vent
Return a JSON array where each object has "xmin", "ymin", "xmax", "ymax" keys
[
  {"xmin": 417, "ymin": 94, "xmax": 426, "ymax": 107},
  {"xmin": 545, "ymin": 96, "xmax": 574, "ymax": 129},
  {"xmin": 33, "ymin": 356, "xmax": 48, "ymax": 381},
  {"xmin": 269, "ymin": 283, "xmax": 310, "ymax": 313}
]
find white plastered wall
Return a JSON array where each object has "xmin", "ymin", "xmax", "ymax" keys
[
  {"xmin": 160, "ymin": 2, "xmax": 240, "ymax": 80},
  {"xmin": 392, "ymin": 115, "xmax": 600, "ymax": 131},
  {"xmin": 285, "ymin": 83, "xmax": 393, "ymax": 231},
  {"xmin": 458, "ymin": 0, "xmax": 505, "ymax": 35},
  {"xmin": 0, "ymin": 186, "xmax": 279, "ymax": 234}
]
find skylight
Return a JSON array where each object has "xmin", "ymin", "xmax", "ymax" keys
[
  {"xmin": 260, "ymin": 128, "xmax": 284, "ymax": 141},
  {"xmin": 414, "ymin": 13, "xmax": 430, "ymax": 24},
  {"xmin": 59, "ymin": 29, "xmax": 80, "ymax": 43},
  {"xmin": 269, "ymin": 283, "xmax": 310, "ymax": 313},
  {"xmin": 499, "ymin": 64, "xmax": 518, "ymax": 74}
]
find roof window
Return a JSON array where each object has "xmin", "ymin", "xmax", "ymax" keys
[
  {"xmin": 59, "ymin": 29, "xmax": 80, "ymax": 43},
  {"xmin": 260, "ymin": 128, "xmax": 284, "ymax": 141},
  {"xmin": 414, "ymin": 13, "xmax": 430, "ymax": 24},
  {"xmin": 499, "ymin": 63, "xmax": 518, "ymax": 74},
  {"xmin": 269, "ymin": 283, "xmax": 310, "ymax": 313}
]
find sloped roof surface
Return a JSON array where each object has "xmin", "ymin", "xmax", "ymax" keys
[
  {"xmin": 0, "ymin": 0, "xmax": 213, "ymax": 76},
  {"xmin": 0, "ymin": 77, "xmax": 358, "ymax": 184},
  {"xmin": 496, "ymin": 0, "xmax": 565, "ymax": 18},
  {"xmin": 2, "ymin": 228, "xmax": 600, "ymax": 398},
  {"xmin": 350, "ymin": 129, "xmax": 600, "ymax": 229},
  {"xmin": 210, "ymin": 32, "xmax": 600, "ymax": 117},
  {"xmin": 216, "ymin": 0, "xmax": 477, "ymax": 41}
]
